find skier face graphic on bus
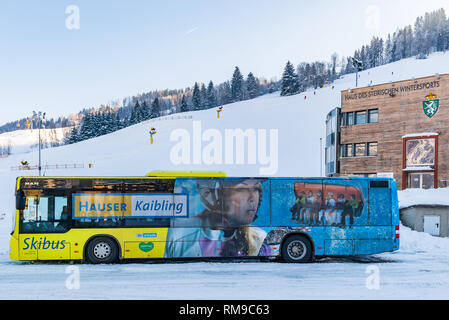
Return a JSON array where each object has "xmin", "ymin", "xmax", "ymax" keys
[
  {"xmin": 165, "ymin": 178, "xmax": 272, "ymax": 258},
  {"xmin": 221, "ymin": 179, "xmax": 261, "ymax": 228}
]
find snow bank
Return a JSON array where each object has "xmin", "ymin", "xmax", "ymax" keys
[
  {"xmin": 399, "ymin": 223, "xmax": 449, "ymax": 253},
  {"xmin": 398, "ymin": 187, "xmax": 449, "ymax": 209}
]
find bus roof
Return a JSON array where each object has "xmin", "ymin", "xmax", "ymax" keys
[{"xmin": 145, "ymin": 171, "xmax": 227, "ymax": 178}]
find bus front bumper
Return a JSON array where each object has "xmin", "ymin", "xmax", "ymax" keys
[{"xmin": 9, "ymin": 236, "xmax": 19, "ymax": 261}]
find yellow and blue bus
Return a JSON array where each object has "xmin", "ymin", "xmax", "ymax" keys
[{"xmin": 10, "ymin": 172, "xmax": 400, "ymax": 263}]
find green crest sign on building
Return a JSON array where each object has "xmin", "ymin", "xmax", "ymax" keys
[{"xmin": 423, "ymin": 93, "xmax": 439, "ymax": 118}]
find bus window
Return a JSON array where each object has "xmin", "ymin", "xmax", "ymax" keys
[
  {"xmin": 323, "ymin": 185, "xmax": 345, "ymax": 227},
  {"xmin": 272, "ymin": 180, "xmax": 324, "ymax": 227},
  {"xmin": 21, "ymin": 194, "xmax": 69, "ymax": 233},
  {"xmin": 322, "ymin": 180, "xmax": 368, "ymax": 226}
]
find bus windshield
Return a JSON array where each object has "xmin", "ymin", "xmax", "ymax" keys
[{"xmin": 21, "ymin": 191, "xmax": 70, "ymax": 233}]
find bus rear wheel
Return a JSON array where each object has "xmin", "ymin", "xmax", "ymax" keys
[
  {"xmin": 281, "ymin": 235, "xmax": 313, "ymax": 263},
  {"xmin": 86, "ymin": 237, "xmax": 119, "ymax": 264}
]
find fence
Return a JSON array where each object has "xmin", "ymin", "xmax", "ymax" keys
[
  {"xmin": 11, "ymin": 163, "xmax": 91, "ymax": 171},
  {"xmin": 148, "ymin": 114, "xmax": 194, "ymax": 123}
]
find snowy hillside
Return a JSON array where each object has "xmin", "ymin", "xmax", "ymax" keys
[{"xmin": 0, "ymin": 127, "xmax": 70, "ymax": 156}]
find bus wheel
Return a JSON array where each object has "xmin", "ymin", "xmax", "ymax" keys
[
  {"xmin": 281, "ymin": 235, "xmax": 313, "ymax": 263},
  {"xmin": 86, "ymin": 237, "xmax": 118, "ymax": 264}
]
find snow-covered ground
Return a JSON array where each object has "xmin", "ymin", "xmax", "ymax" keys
[
  {"xmin": 0, "ymin": 127, "xmax": 70, "ymax": 155},
  {"xmin": 1, "ymin": 53, "xmax": 449, "ymax": 299},
  {"xmin": 0, "ymin": 224, "xmax": 449, "ymax": 299}
]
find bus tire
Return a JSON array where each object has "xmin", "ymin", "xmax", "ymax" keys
[
  {"xmin": 85, "ymin": 236, "xmax": 119, "ymax": 264},
  {"xmin": 281, "ymin": 234, "xmax": 313, "ymax": 263}
]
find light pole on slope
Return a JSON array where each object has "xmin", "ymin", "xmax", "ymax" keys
[{"xmin": 32, "ymin": 110, "xmax": 46, "ymax": 176}]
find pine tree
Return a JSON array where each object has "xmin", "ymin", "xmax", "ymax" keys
[
  {"xmin": 192, "ymin": 82, "xmax": 201, "ymax": 111},
  {"xmin": 108, "ymin": 111, "xmax": 119, "ymax": 132},
  {"xmin": 65, "ymin": 126, "xmax": 80, "ymax": 145},
  {"xmin": 280, "ymin": 61, "xmax": 300, "ymax": 96},
  {"xmin": 413, "ymin": 16, "xmax": 427, "ymax": 58},
  {"xmin": 219, "ymin": 81, "xmax": 232, "ymax": 105},
  {"xmin": 339, "ymin": 56, "xmax": 347, "ymax": 77},
  {"xmin": 106, "ymin": 111, "xmax": 116, "ymax": 133},
  {"xmin": 384, "ymin": 34, "xmax": 394, "ymax": 63},
  {"xmin": 200, "ymin": 83, "xmax": 208, "ymax": 109},
  {"xmin": 97, "ymin": 111, "xmax": 107, "ymax": 136},
  {"xmin": 246, "ymin": 72, "xmax": 259, "ymax": 99},
  {"xmin": 231, "ymin": 66, "xmax": 244, "ymax": 102},
  {"xmin": 368, "ymin": 37, "xmax": 384, "ymax": 67},
  {"xmin": 79, "ymin": 113, "xmax": 95, "ymax": 140},
  {"xmin": 206, "ymin": 81, "xmax": 217, "ymax": 109},
  {"xmin": 180, "ymin": 95, "xmax": 189, "ymax": 112},
  {"xmin": 129, "ymin": 101, "xmax": 141, "ymax": 125},
  {"xmin": 140, "ymin": 101, "xmax": 150, "ymax": 121},
  {"xmin": 151, "ymin": 98, "xmax": 160, "ymax": 119},
  {"xmin": 330, "ymin": 53, "xmax": 338, "ymax": 81}
]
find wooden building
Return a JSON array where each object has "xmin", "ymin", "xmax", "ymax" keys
[{"xmin": 329, "ymin": 73, "xmax": 449, "ymax": 190}]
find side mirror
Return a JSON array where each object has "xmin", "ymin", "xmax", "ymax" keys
[{"xmin": 16, "ymin": 190, "xmax": 25, "ymax": 210}]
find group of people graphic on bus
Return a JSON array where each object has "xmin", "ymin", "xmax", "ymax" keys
[{"xmin": 289, "ymin": 183, "xmax": 363, "ymax": 227}]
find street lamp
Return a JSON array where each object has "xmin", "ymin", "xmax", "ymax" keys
[
  {"xmin": 320, "ymin": 137, "xmax": 323, "ymax": 177},
  {"xmin": 32, "ymin": 110, "xmax": 46, "ymax": 176},
  {"xmin": 351, "ymin": 57, "xmax": 363, "ymax": 87}
]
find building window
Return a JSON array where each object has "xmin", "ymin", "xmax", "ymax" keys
[
  {"xmin": 368, "ymin": 109, "xmax": 379, "ymax": 123},
  {"xmin": 355, "ymin": 111, "xmax": 366, "ymax": 125},
  {"xmin": 340, "ymin": 145, "xmax": 346, "ymax": 157},
  {"xmin": 403, "ymin": 136, "xmax": 437, "ymax": 190},
  {"xmin": 368, "ymin": 142, "xmax": 378, "ymax": 156},
  {"xmin": 326, "ymin": 133, "xmax": 335, "ymax": 147},
  {"xmin": 347, "ymin": 144, "xmax": 353, "ymax": 157},
  {"xmin": 347, "ymin": 112, "xmax": 354, "ymax": 126},
  {"xmin": 355, "ymin": 143, "xmax": 366, "ymax": 157},
  {"xmin": 406, "ymin": 138, "xmax": 435, "ymax": 167},
  {"xmin": 342, "ymin": 109, "xmax": 378, "ymax": 127},
  {"xmin": 409, "ymin": 173, "xmax": 435, "ymax": 189},
  {"xmin": 341, "ymin": 142, "xmax": 378, "ymax": 158},
  {"xmin": 341, "ymin": 144, "xmax": 354, "ymax": 158},
  {"xmin": 327, "ymin": 162, "xmax": 335, "ymax": 174}
]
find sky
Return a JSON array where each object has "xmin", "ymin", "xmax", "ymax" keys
[{"xmin": 1, "ymin": 0, "xmax": 449, "ymax": 124}]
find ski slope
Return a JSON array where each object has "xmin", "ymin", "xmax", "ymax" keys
[
  {"xmin": 1, "ymin": 52, "xmax": 449, "ymax": 299},
  {"xmin": 0, "ymin": 127, "xmax": 70, "ymax": 155}
]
